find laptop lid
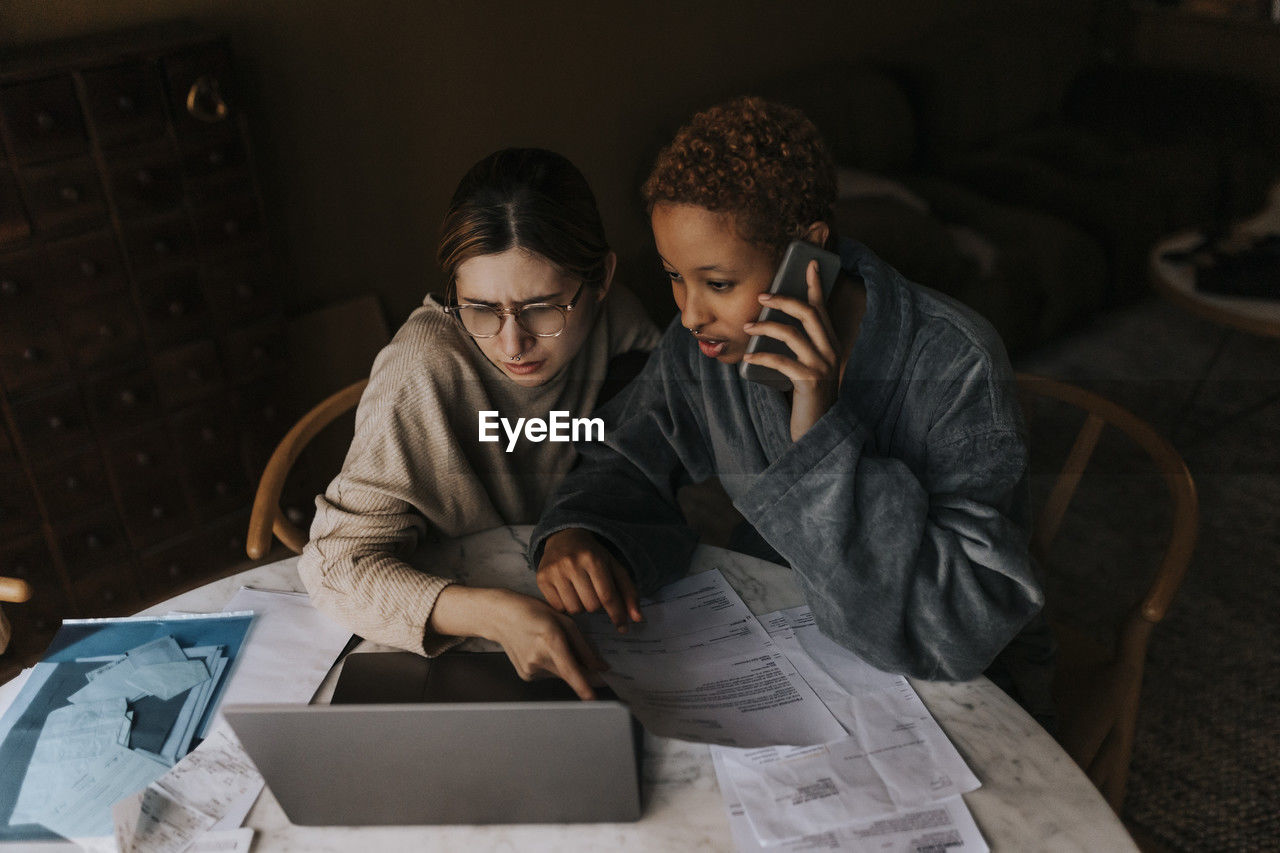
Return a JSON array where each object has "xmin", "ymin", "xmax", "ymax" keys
[{"xmin": 222, "ymin": 653, "xmax": 642, "ymax": 826}]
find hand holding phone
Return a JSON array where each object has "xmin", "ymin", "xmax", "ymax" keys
[{"xmin": 739, "ymin": 240, "xmax": 845, "ymax": 442}]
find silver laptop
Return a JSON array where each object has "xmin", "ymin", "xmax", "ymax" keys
[{"xmin": 222, "ymin": 652, "xmax": 642, "ymax": 826}]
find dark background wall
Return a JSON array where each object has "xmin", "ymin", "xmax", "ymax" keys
[{"xmin": 0, "ymin": 0, "xmax": 1101, "ymax": 325}]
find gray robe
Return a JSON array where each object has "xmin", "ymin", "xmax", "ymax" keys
[{"xmin": 531, "ymin": 239, "xmax": 1047, "ymax": 687}]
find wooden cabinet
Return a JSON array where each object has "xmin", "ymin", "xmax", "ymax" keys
[{"xmin": 0, "ymin": 25, "xmax": 292, "ymax": 656}]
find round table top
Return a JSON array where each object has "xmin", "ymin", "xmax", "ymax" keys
[
  {"xmin": 144, "ymin": 526, "xmax": 1136, "ymax": 852},
  {"xmin": 1150, "ymin": 229, "xmax": 1280, "ymax": 338}
]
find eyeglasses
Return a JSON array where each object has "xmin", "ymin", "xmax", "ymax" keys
[{"xmin": 444, "ymin": 282, "xmax": 585, "ymax": 338}]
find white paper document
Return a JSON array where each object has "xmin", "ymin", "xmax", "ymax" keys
[
  {"xmin": 713, "ymin": 750, "xmax": 988, "ymax": 853},
  {"xmin": 575, "ymin": 571, "xmax": 847, "ymax": 748},
  {"xmin": 711, "ymin": 606, "xmax": 982, "ymax": 846}
]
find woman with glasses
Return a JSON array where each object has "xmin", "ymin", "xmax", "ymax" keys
[
  {"xmin": 531, "ymin": 99, "xmax": 1052, "ymax": 717},
  {"xmin": 299, "ymin": 148, "xmax": 659, "ymax": 699}
]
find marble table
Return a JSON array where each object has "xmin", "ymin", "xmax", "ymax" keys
[{"xmin": 142, "ymin": 526, "xmax": 1136, "ymax": 852}]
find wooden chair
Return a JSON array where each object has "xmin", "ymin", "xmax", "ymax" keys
[
  {"xmin": 246, "ymin": 379, "xmax": 368, "ymax": 559},
  {"xmin": 1016, "ymin": 373, "xmax": 1199, "ymax": 813},
  {"xmin": 0, "ymin": 576, "xmax": 34, "ymax": 655}
]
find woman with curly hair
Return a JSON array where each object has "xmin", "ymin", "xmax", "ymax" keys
[{"xmin": 531, "ymin": 98, "xmax": 1051, "ymax": 704}]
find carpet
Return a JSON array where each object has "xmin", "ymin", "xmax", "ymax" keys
[{"xmin": 1018, "ymin": 298, "xmax": 1280, "ymax": 853}]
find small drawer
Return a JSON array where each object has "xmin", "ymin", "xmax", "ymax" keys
[
  {"xmin": 59, "ymin": 292, "xmax": 143, "ymax": 369},
  {"xmin": 34, "ymin": 447, "xmax": 113, "ymax": 520},
  {"xmin": 138, "ymin": 533, "xmax": 211, "ymax": 599},
  {"xmin": 55, "ymin": 505, "xmax": 131, "ymax": 576},
  {"xmin": 80, "ymin": 62, "xmax": 168, "ymax": 147},
  {"xmin": 0, "ymin": 250, "xmax": 44, "ymax": 317},
  {"xmin": 106, "ymin": 141, "xmax": 184, "ymax": 216},
  {"xmin": 0, "ymin": 76, "xmax": 88, "ymax": 164},
  {"xmin": 44, "ymin": 230, "xmax": 128, "ymax": 302},
  {"xmin": 137, "ymin": 268, "xmax": 211, "ymax": 348},
  {"xmin": 84, "ymin": 364, "xmax": 160, "ymax": 433},
  {"xmin": 183, "ymin": 452, "xmax": 252, "ymax": 521},
  {"xmin": 153, "ymin": 339, "xmax": 224, "ymax": 410},
  {"xmin": 222, "ymin": 319, "xmax": 286, "ymax": 382},
  {"xmin": 0, "ymin": 457, "xmax": 40, "ymax": 540},
  {"xmin": 0, "ymin": 166, "xmax": 32, "ymax": 246},
  {"xmin": 72, "ymin": 562, "xmax": 142, "ymax": 616},
  {"xmin": 124, "ymin": 212, "xmax": 198, "ymax": 278},
  {"xmin": 0, "ymin": 314, "xmax": 71, "ymax": 392},
  {"xmin": 117, "ymin": 477, "xmax": 193, "ymax": 549},
  {"xmin": 10, "ymin": 383, "xmax": 92, "ymax": 457},
  {"xmin": 171, "ymin": 395, "xmax": 238, "ymax": 458},
  {"xmin": 165, "ymin": 43, "xmax": 237, "ymax": 138},
  {"xmin": 0, "ymin": 534, "xmax": 68, "ymax": 633},
  {"xmin": 20, "ymin": 158, "xmax": 108, "ymax": 235},
  {"xmin": 192, "ymin": 195, "xmax": 261, "ymax": 256},
  {"xmin": 200, "ymin": 250, "xmax": 276, "ymax": 330},
  {"xmin": 179, "ymin": 125, "xmax": 246, "ymax": 180},
  {"xmin": 204, "ymin": 509, "xmax": 252, "ymax": 571},
  {"xmin": 105, "ymin": 423, "xmax": 178, "ymax": 489}
]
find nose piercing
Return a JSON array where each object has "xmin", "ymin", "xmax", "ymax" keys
[{"xmin": 512, "ymin": 354, "xmax": 521, "ymax": 362}]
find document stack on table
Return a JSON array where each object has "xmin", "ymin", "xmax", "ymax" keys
[
  {"xmin": 0, "ymin": 587, "xmax": 353, "ymax": 852},
  {"xmin": 0, "ymin": 612, "xmax": 254, "ymax": 844},
  {"xmin": 575, "ymin": 569, "xmax": 989, "ymax": 853}
]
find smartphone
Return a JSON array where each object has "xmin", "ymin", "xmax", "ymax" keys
[{"xmin": 739, "ymin": 240, "xmax": 842, "ymax": 391}]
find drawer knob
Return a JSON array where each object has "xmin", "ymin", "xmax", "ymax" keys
[
  {"xmin": 150, "ymin": 504, "xmax": 165, "ymax": 519},
  {"xmin": 222, "ymin": 219, "xmax": 240, "ymax": 237},
  {"xmin": 207, "ymin": 149, "xmax": 225, "ymax": 167},
  {"xmin": 97, "ymin": 324, "xmax": 114, "ymax": 339},
  {"xmin": 59, "ymin": 185, "xmax": 81, "ymax": 203},
  {"xmin": 200, "ymin": 427, "xmax": 216, "ymax": 442},
  {"xmin": 85, "ymin": 533, "xmax": 102, "ymax": 549},
  {"xmin": 213, "ymin": 480, "xmax": 228, "ymax": 495},
  {"xmin": 47, "ymin": 415, "xmax": 64, "ymax": 430},
  {"xmin": 35, "ymin": 111, "xmax": 55, "ymax": 132},
  {"xmin": 79, "ymin": 259, "xmax": 99, "ymax": 278},
  {"xmin": 134, "ymin": 451, "xmax": 151, "ymax": 466},
  {"xmin": 119, "ymin": 390, "xmax": 137, "ymax": 406},
  {"xmin": 168, "ymin": 300, "xmax": 186, "ymax": 316},
  {"xmin": 65, "ymin": 475, "xmax": 80, "ymax": 491},
  {"xmin": 117, "ymin": 94, "xmax": 136, "ymax": 113},
  {"xmin": 186, "ymin": 75, "xmax": 229, "ymax": 123},
  {"xmin": 22, "ymin": 346, "xmax": 42, "ymax": 362},
  {"xmin": 1, "ymin": 279, "xmax": 18, "ymax": 296}
]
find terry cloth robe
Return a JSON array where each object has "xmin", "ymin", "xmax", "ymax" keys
[
  {"xmin": 531, "ymin": 239, "xmax": 1047, "ymax": 686},
  {"xmin": 299, "ymin": 284, "xmax": 660, "ymax": 657}
]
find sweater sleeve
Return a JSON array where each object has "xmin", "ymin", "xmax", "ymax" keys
[
  {"xmin": 297, "ymin": 326, "xmax": 484, "ymax": 657},
  {"xmin": 530, "ymin": 325, "xmax": 710, "ymax": 592},
  {"xmin": 735, "ymin": 369, "xmax": 1041, "ymax": 682}
]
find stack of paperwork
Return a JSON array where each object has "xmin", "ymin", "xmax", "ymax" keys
[
  {"xmin": 576, "ymin": 570, "xmax": 990, "ymax": 852},
  {"xmin": 0, "ymin": 613, "xmax": 253, "ymax": 843}
]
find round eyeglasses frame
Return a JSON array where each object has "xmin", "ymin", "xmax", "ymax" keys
[{"xmin": 444, "ymin": 282, "xmax": 586, "ymax": 338}]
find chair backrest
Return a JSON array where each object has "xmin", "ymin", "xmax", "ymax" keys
[
  {"xmin": 246, "ymin": 379, "xmax": 368, "ymax": 559},
  {"xmin": 1015, "ymin": 372, "xmax": 1198, "ymax": 811},
  {"xmin": 0, "ymin": 576, "xmax": 33, "ymax": 655}
]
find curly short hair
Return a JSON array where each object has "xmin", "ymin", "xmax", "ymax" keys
[{"xmin": 642, "ymin": 96, "xmax": 837, "ymax": 258}]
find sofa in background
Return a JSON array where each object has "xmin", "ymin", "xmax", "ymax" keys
[{"xmin": 754, "ymin": 28, "xmax": 1278, "ymax": 355}]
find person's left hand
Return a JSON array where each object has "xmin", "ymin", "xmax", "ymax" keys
[{"xmin": 740, "ymin": 259, "xmax": 841, "ymax": 441}]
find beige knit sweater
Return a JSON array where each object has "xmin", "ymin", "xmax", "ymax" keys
[{"xmin": 297, "ymin": 285, "xmax": 660, "ymax": 655}]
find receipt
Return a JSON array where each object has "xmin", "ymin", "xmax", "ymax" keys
[{"xmin": 576, "ymin": 571, "xmax": 847, "ymax": 748}]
